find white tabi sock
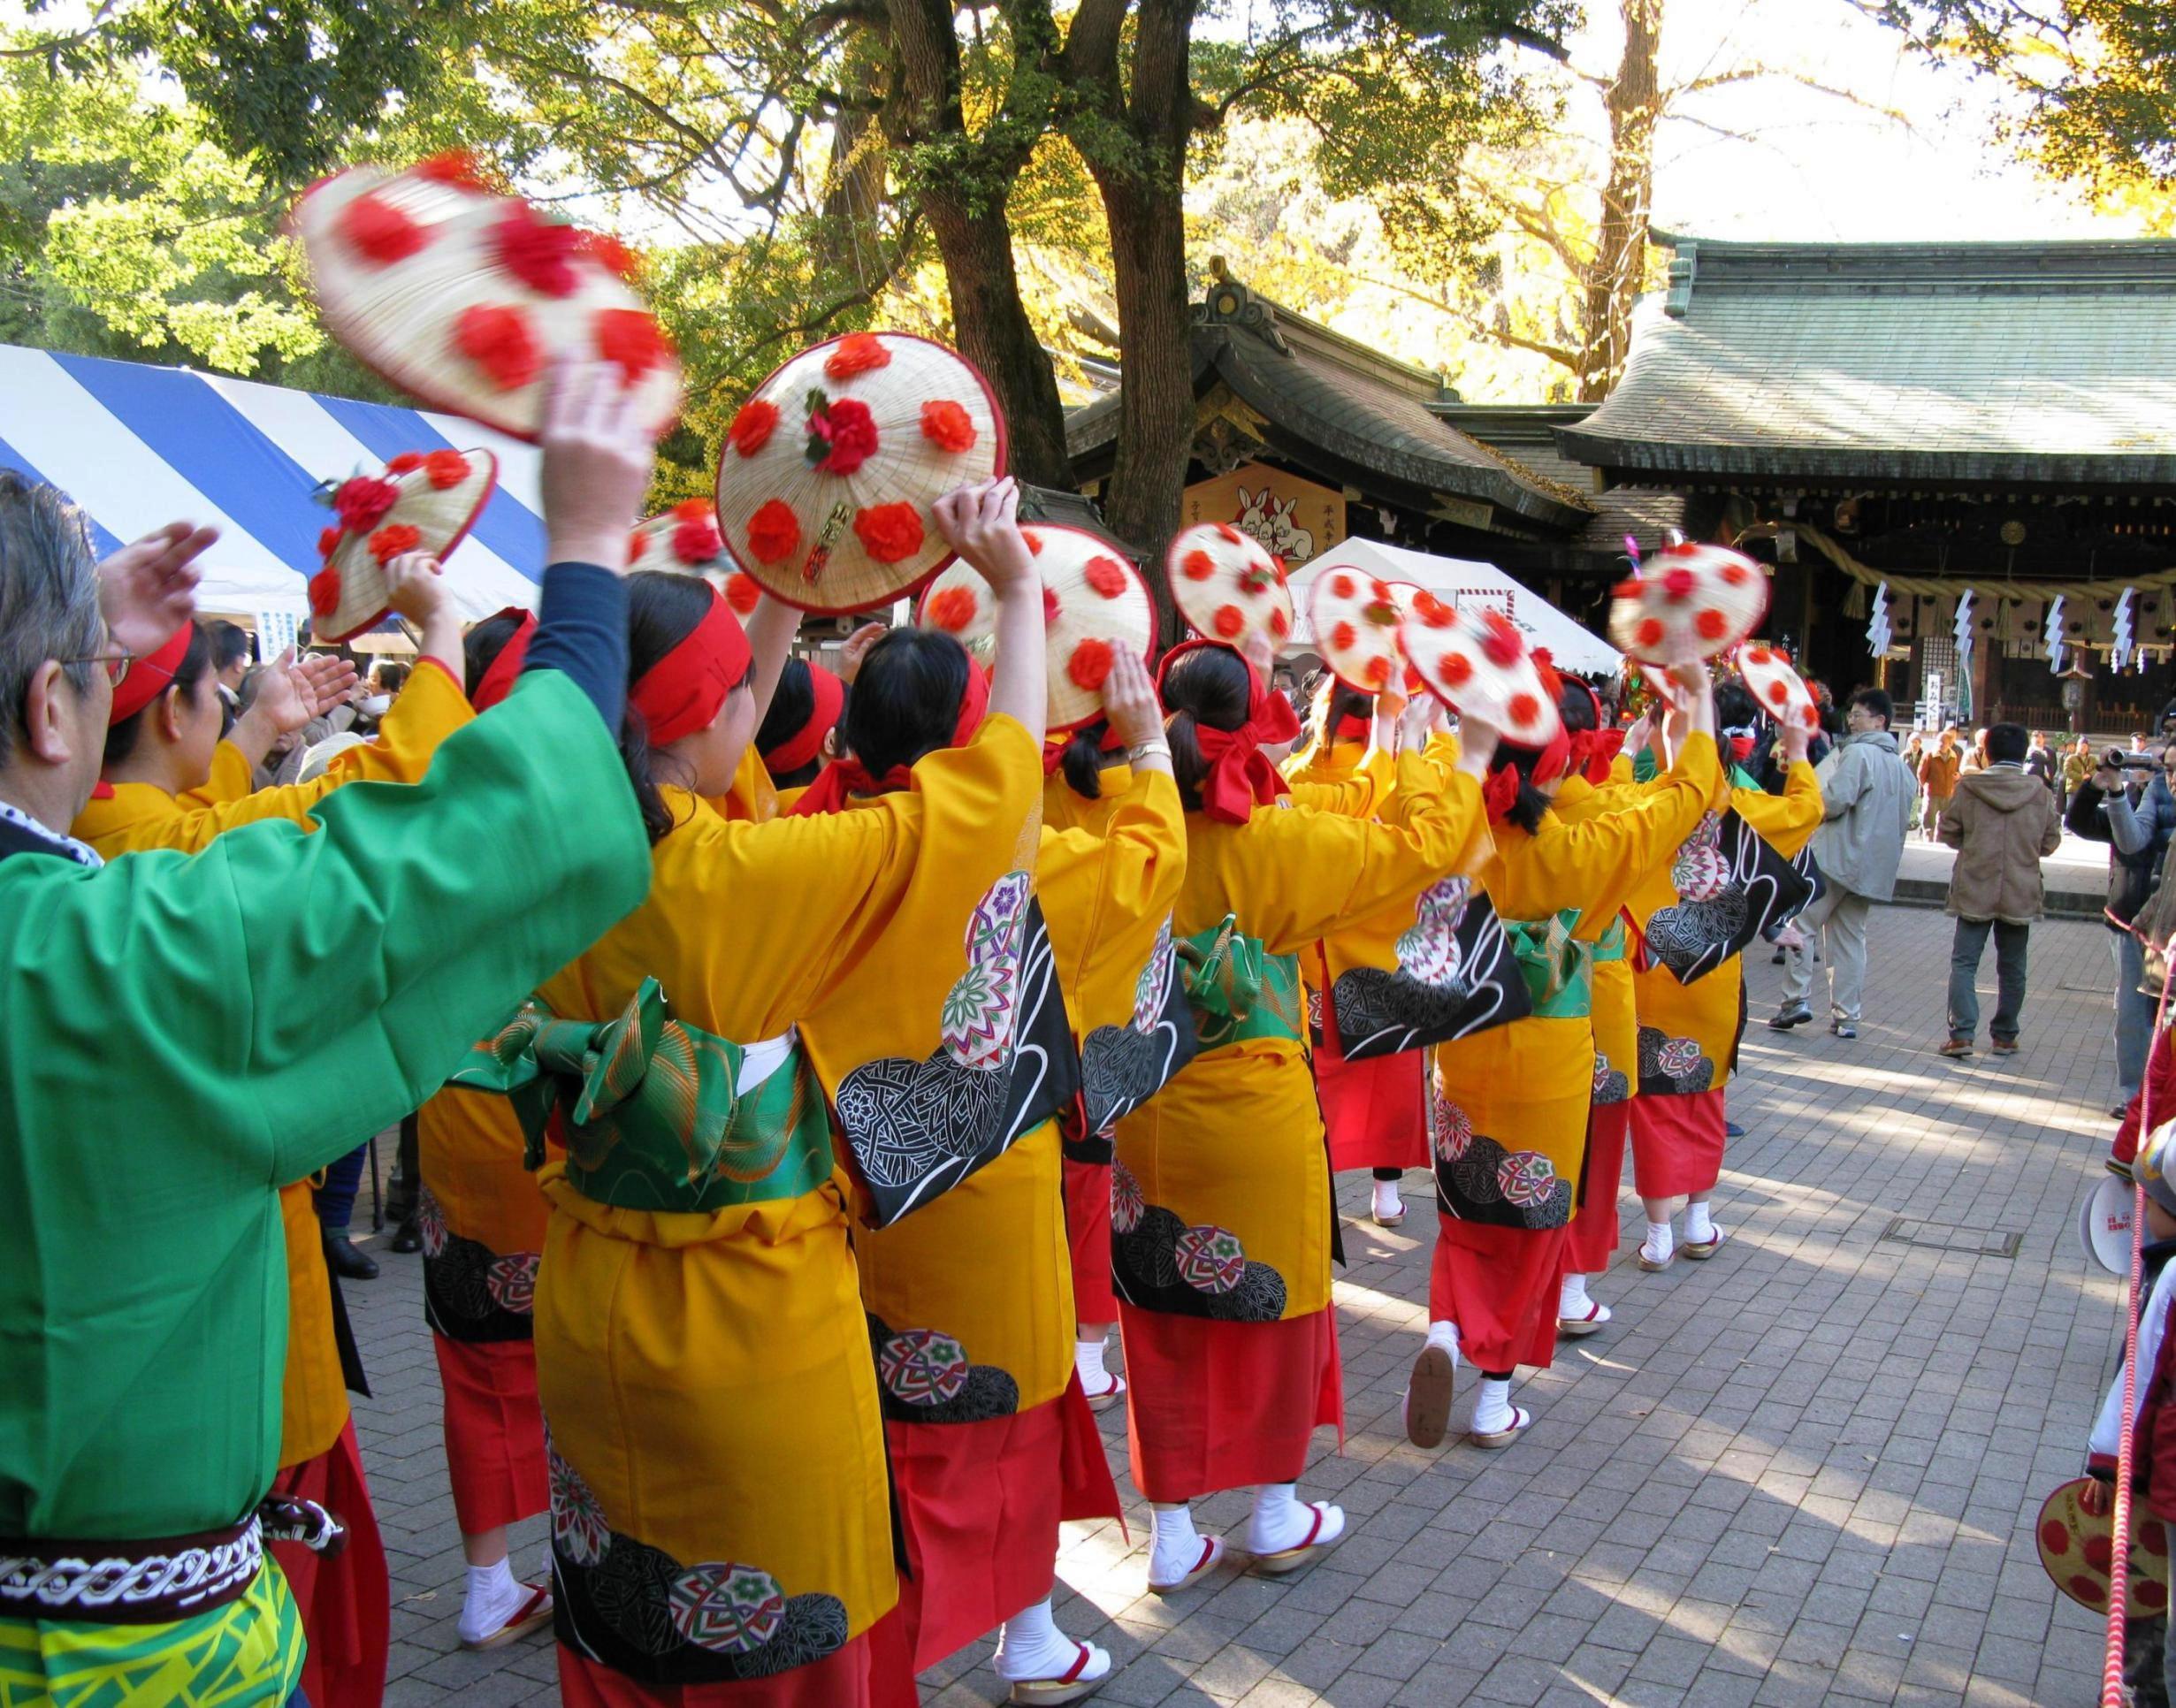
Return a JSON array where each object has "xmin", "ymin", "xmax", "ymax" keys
[
  {"xmin": 1149, "ymin": 1502, "xmax": 1205, "ymax": 1586},
  {"xmin": 1559, "ymin": 1272, "xmax": 1592, "ymax": 1317},
  {"xmin": 1684, "ymin": 1202, "xmax": 1715, "ymax": 1245},
  {"xmin": 992, "ymin": 1596, "xmax": 1108, "ymax": 1683},
  {"xmin": 1247, "ymin": 1483, "xmax": 1346, "ymax": 1553},
  {"xmin": 1643, "ymin": 1221, "xmax": 1674, "ymax": 1263},
  {"xmin": 458, "ymin": 1556, "xmax": 522, "ymax": 1644},
  {"xmin": 1470, "ymin": 1375, "xmax": 1518, "ymax": 1437},
  {"xmin": 1371, "ymin": 1177, "xmax": 1403, "ymax": 1218},
  {"xmin": 1425, "ymin": 1319, "xmax": 1461, "ymax": 1363},
  {"xmin": 1075, "ymin": 1335, "xmax": 1109, "ymax": 1387}
]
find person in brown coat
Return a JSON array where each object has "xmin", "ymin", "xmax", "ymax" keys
[
  {"xmin": 1919, "ymin": 728, "xmax": 1962, "ymax": 842},
  {"xmin": 1939, "ymin": 721, "xmax": 2065, "ymax": 1056}
]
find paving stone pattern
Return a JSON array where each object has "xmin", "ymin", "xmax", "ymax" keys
[{"xmin": 351, "ymin": 903, "xmax": 2129, "ymax": 1705}]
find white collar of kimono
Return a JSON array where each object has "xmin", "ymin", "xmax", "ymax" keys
[{"xmin": 0, "ymin": 798, "xmax": 101, "ymax": 868}]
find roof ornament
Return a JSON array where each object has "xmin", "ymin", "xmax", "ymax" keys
[{"xmin": 1195, "ymin": 258, "xmax": 1292, "ymax": 355}]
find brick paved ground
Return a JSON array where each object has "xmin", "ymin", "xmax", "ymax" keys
[{"xmin": 350, "ymin": 901, "xmax": 2130, "ymax": 1706}]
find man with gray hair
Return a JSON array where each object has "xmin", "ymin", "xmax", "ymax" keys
[{"xmin": 0, "ymin": 362, "xmax": 655, "ymax": 1705}]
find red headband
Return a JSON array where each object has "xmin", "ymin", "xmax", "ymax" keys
[
  {"xmin": 470, "ymin": 609, "xmax": 537, "ymax": 712},
  {"xmin": 630, "ymin": 585, "xmax": 752, "ymax": 746},
  {"xmin": 1332, "ymin": 713, "xmax": 1372, "ymax": 741},
  {"xmin": 790, "ymin": 657, "xmax": 989, "ymax": 817},
  {"xmin": 109, "ymin": 622, "xmax": 193, "ymax": 725},
  {"xmin": 761, "ymin": 663, "xmax": 844, "ymax": 775},
  {"xmin": 1157, "ymin": 640, "xmax": 1300, "ymax": 824}
]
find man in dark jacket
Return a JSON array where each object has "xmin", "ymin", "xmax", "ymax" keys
[
  {"xmin": 2069, "ymin": 744, "xmax": 2176, "ymax": 1112},
  {"xmin": 1938, "ymin": 722, "xmax": 2064, "ymax": 1057}
]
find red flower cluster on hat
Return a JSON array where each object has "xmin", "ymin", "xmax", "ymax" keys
[
  {"xmin": 927, "ymin": 586, "xmax": 979, "ymax": 632},
  {"xmin": 424, "ymin": 448, "xmax": 471, "ymax": 490},
  {"xmin": 920, "ymin": 399, "xmax": 977, "ymax": 453},
  {"xmin": 333, "ymin": 476, "xmax": 401, "ymax": 535},
  {"xmin": 455, "ymin": 303, "xmax": 542, "ymax": 390},
  {"xmin": 747, "ymin": 499, "xmax": 802, "ymax": 566},
  {"xmin": 579, "ymin": 231, "xmax": 641, "ymax": 283},
  {"xmin": 369, "ymin": 522, "xmax": 422, "ymax": 563},
  {"xmin": 492, "ymin": 203, "xmax": 582, "ymax": 298},
  {"xmin": 729, "ymin": 399, "xmax": 779, "ymax": 458},
  {"xmin": 1067, "ymin": 637, "xmax": 1114, "ymax": 690},
  {"xmin": 340, "ymin": 194, "xmax": 427, "ymax": 265},
  {"xmin": 672, "ymin": 510, "xmax": 723, "ymax": 566},
  {"xmin": 415, "ymin": 150, "xmax": 488, "ymax": 191},
  {"xmin": 824, "ymin": 333, "xmax": 891, "ymax": 380},
  {"xmin": 854, "ymin": 502, "xmax": 923, "ymax": 564},
  {"xmin": 805, "ymin": 393, "xmax": 879, "ymax": 477},
  {"xmin": 309, "ymin": 567, "xmax": 341, "ymax": 617},
  {"xmin": 724, "ymin": 571, "xmax": 763, "ymax": 614},
  {"xmin": 1085, "ymin": 557, "xmax": 1129, "ymax": 599},
  {"xmin": 595, "ymin": 309, "xmax": 673, "ymax": 386}
]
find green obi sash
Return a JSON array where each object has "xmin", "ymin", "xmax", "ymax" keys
[
  {"xmin": 1175, "ymin": 916, "xmax": 1303, "ymax": 1050},
  {"xmin": 1592, "ymin": 916, "xmax": 1628, "ymax": 965},
  {"xmin": 1503, "ymin": 912, "xmax": 1593, "ymax": 1020},
  {"xmin": 451, "ymin": 977, "xmax": 833, "ymax": 1214}
]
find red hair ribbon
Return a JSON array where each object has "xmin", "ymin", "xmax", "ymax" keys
[
  {"xmin": 109, "ymin": 621, "xmax": 193, "ymax": 724},
  {"xmin": 630, "ymin": 584, "xmax": 752, "ymax": 745},
  {"xmin": 790, "ymin": 657, "xmax": 989, "ymax": 816},
  {"xmin": 1041, "ymin": 719, "xmax": 1126, "ymax": 778},
  {"xmin": 1332, "ymin": 713, "xmax": 1371, "ymax": 741},
  {"xmin": 760, "ymin": 662, "xmax": 844, "ymax": 774},
  {"xmin": 470, "ymin": 609, "xmax": 537, "ymax": 711},
  {"xmin": 1482, "ymin": 763, "xmax": 1521, "ymax": 824},
  {"xmin": 1156, "ymin": 640, "xmax": 1300, "ymax": 825},
  {"xmin": 1572, "ymin": 728, "xmax": 1625, "ymax": 784}
]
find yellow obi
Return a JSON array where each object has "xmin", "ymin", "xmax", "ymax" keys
[
  {"xmin": 74, "ymin": 657, "xmax": 472, "ymax": 855},
  {"xmin": 1113, "ymin": 755, "xmax": 1486, "ymax": 1322},
  {"xmin": 276, "ymin": 1179, "xmax": 347, "ymax": 1471}
]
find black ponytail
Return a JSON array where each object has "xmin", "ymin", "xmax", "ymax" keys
[
  {"xmin": 1159, "ymin": 645, "xmax": 1254, "ymax": 814},
  {"xmin": 1486, "ymin": 747, "xmax": 1554, "ymax": 835},
  {"xmin": 1060, "ymin": 718, "xmax": 1112, "ymax": 800}
]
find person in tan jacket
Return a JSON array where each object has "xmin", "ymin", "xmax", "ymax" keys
[
  {"xmin": 1939, "ymin": 722, "xmax": 2065, "ymax": 1056},
  {"xmin": 1920, "ymin": 728, "xmax": 1963, "ymax": 842}
]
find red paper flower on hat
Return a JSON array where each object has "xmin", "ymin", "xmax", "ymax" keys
[
  {"xmin": 1270, "ymin": 607, "xmax": 1290, "ymax": 640},
  {"xmin": 1068, "ymin": 638, "xmax": 1115, "ymax": 690},
  {"xmin": 729, "ymin": 399, "xmax": 779, "ymax": 459},
  {"xmin": 672, "ymin": 499, "xmax": 713, "ymax": 522},
  {"xmin": 1441, "ymin": 653, "xmax": 1473, "ymax": 686},
  {"xmin": 340, "ymin": 193, "xmax": 426, "ymax": 265},
  {"xmin": 386, "ymin": 452, "xmax": 425, "ymax": 474},
  {"xmin": 672, "ymin": 514, "xmax": 722, "ymax": 565},
  {"xmin": 317, "ymin": 525, "xmax": 342, "ymax": 558},
  {"xmin": 825, "ymin": 333, "xmax": 891, "ymax": 380},
  {"xmin": 594, "ymin": 309, "xmax": 673, "ymax": 387},
  {"xmin": 1085, "ymin": 557, "xmax": 1128, "ymax": 599},
  {"xmin": 1213, "ymin": 605, "xmax": 1245, "ymax": 639},
  {"xmin": 454, "ymin": 303, "xmax": 542, "ymax": 390},
  {"xmin": 1661, "ymin": 566, "xmax": 1696, "ymax": 602},
  {"xmin": 1766, "ymin": 682, "xmax": 1789, "ymax": 705},
  {"xmin": 1508, "ymin": 692, "xmax": 1541, "ymax": 725},
  {"xmin": 1024, "ymin": 532, "xmax": 1043, "ymax": 557},
  {"xmin": 1214, "ymin": 523, "xmax": 1242, "ymax": 545},
  {"xmin": 333, "ymin": 476, "xmax": 401, "ymax": 535},
  {"xmin": 579, "ymin": 231, "xmax": 641, "ymax": 282},
  {"xmin": 1330, "ymin": 572, "xmax": 1355, "ymax": 599},
  {"xmin": 723, "ymin": 571, "xmax": 762, "ymax": 614},
  {"xmin": 1635, "ymin": 617, "xmax": 1664, "ymax": 649},
  {"xmin": 492, "ymin": 203, "xmax": 581, "ymax": 298},
  {"xmin": 1414, "ymin": 591, "xmax": 1454, "ymax": 628},
  {"xmin": 423, "ymin": 449, "xmax": 472, "ymax": 490},
  {"xmin": 415, "ymin": 150, "xmax": 488, "ymax": 190},
  {"xmin": 1363, "ymin": 656, "xmax": 1392, "ymax": 690},
  {"xmin": 626, "ymin": 529, "xmax": 646, "ymax": 567},
  {"xmin": 309, "ymin": 567, "xmax": 341, "ymax": 617},
  {"xmin": 927, "ymin": 586, "xmax": 979, "ymax": 632},
  {"xmin": 1042, "ymin": 585, "xmax": 1061, "ymax": 626},
  {"xmin": 1332, "ymin": 621, "xmax": 1356, "ymax": 652},
  {"xmin": 854, "ymin": 502, "xmax": 923, "ymax": 564},
  {"xmin": 369, "ymin": 522, "xmax": 422, "ymax": 563},
  {"xmin": 1695, "ymin": 607, "xmax": 1728, "ymax": 641},
  {"xmin": 747, "ymin": 499, "xmax": 802, "ymax": 566},
  {"xmin": 1480, "ymin": 612, "xmax": 1523, "ymax": 667},
  {"xmin": 1181, "ymin": 550, "xmax": 1215, "ymax": 582},
  {"xmin": 807, "ymin": 397, "xmax": 878, "ymax": 477},
  {"xmin": 920, "ymin": 399, "xmax": 977, "ymax": 453}
]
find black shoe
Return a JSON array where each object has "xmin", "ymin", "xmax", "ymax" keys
[
  {"xmin": 1768, "ymin": 1002, "xmax": 1813, "ymax": 1030},
  {"xmin": 1724, "ymin": 1120, "xmax": 1745, "ymax": 1138},
  {"xmin": 1770, "ymin": 948, "xmax": 1785, "ymax": 965},
  {"xmin": 324, "ymin": 1233, "xmax": 379, "ymax": 1281},
  {"xmin": 388, "ymin": 1217, "xmax": 422, "ymax": 1255}
]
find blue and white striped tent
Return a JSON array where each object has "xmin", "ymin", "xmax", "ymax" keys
[{"xmin": 0, "ymin": 343, "xmax": 550, "ymax": 623}]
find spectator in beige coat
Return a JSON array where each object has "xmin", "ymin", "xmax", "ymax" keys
[{"xmin": 1939, "ymin": 721, "xmax": 2065, "ymax": 1057}]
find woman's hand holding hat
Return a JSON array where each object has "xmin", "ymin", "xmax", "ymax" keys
[
  {"xmin": 383, "ymin": 551, "xmax": 464, "ymax": 680},
  {"xmin": 541, "ymin": 358, "xmax": 658, "ymax": 573}
]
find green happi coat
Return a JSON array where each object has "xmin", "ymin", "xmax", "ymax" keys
[{"xmin": 0, "ymin": 670, "xmax": 650, "ymax": 1706}]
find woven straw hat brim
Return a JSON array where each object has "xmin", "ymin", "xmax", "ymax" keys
[
  {"xmin": 1166, "ymin": 523, "xmax": 1294, "ymax": 648},
  {"xmin": 716, "ymin": 332, "xmax": 1005, "ymax": 617},
  {"xmin": 630, "ymin": 508, "xmax": 729, "ymax": 577},
  {"xmin": 1309, "ymin": 566, "xmax": 1404, "ymax": 693},
  {"xmin": 295, "ymin": 167, "xmax": 681, "ymax": 445},
  {"xmin": 917, "ymin": 525, "xmax": 1153, "ymax": 729},
  {"xmin": 1735, "ymin": 644, "xmax": 1820, "ymax": 731},
  {"xmin": 315, "ymin": 450, "xmax": 499, "ymax": 644},
  {"xmin": 1607, "ymin": 545, "xmax": 1769, "ymax": 663},
  {"xmin": 1400, "ymin": 606, "xmax": 1565, "ymax": 749}
]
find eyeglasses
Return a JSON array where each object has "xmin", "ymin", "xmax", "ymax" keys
[{"xmin": 64, "ymin": 652, "xmax": 134, "ymax": 687}]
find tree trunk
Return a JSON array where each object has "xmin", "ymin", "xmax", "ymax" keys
[
  {"xmin": 881, "ymin": 0, "xmax": 1074, "ymax": 490},
  {"xmin": 1579, "ymin": 0, "xmax": 1662, "ymax": 401},
  {"xmin": 1078, "ymin": 0, "xmax": 1198, "ymax": 621}
]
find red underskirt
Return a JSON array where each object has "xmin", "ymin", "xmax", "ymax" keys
[
  {"xmin": 556, "ymin": 1633, "xmax": 882, "ymax": 1707},
  {"xmin": 269, "ymin": 1418, "xmax": 388, "ymax": 1708},
  {"xmin": 1428, "ymin": 1219, "xmax": 1567, "ymax": 1373},
  {"xmin": 1629, "ymin": 1088, "xmax": 1726, "ymax": 1199},
  {"xmin": 1562, "ymin": 1102, "xmax": 1631, "ymax": 1273},
  {"xmin": 1317, "ymin": 1048, "xmax": 1429, "ymax": 1174},
  {"xmin": 1062, "ymin": 1158, "xmax": 1117, "ymax": 1326},
  {"xmin": 880, "ymin": 1377, "xmax": 1119, "ymax": 1677},
  {"xmin": 1118, "ymin": 1305, "xmax": 1341, "ymax": 1504},
  {"xmin": 432, "ymin": 1331, "xmax": 548, "ymax": 1536}
]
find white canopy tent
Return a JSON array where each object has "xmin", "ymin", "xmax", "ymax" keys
[{"xmin": 1285, "ymin": 538, "xmax": 1621, "ymax": 677}]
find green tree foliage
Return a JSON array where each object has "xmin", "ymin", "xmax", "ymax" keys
[{"xmin": 1874, "ymin": 1, "xmax": 2176, "ymax": 194}]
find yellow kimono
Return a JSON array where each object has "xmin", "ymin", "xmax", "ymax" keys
[
  {"xmin": 275, "ymin": 1178, "xmax": 347, "ymax": 1470},
  {"xmin": 1429, "ymin": 735, "xmax": 1722, "ymax": 1229},
  {"xmin": 1625, "ymin": 761, "xmax": 1822, "ymax": 1094},
  {"xmin": 1554, "ymin": 770, "xmax": 1665, "ymax": 1106},
  {"xmin": 524, "ymin": 716, "xmax": 1042, "ymax": 1686},
  {"xmin": 73, "ymin": 659, "xmax": 472, "ymax": 854}
]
